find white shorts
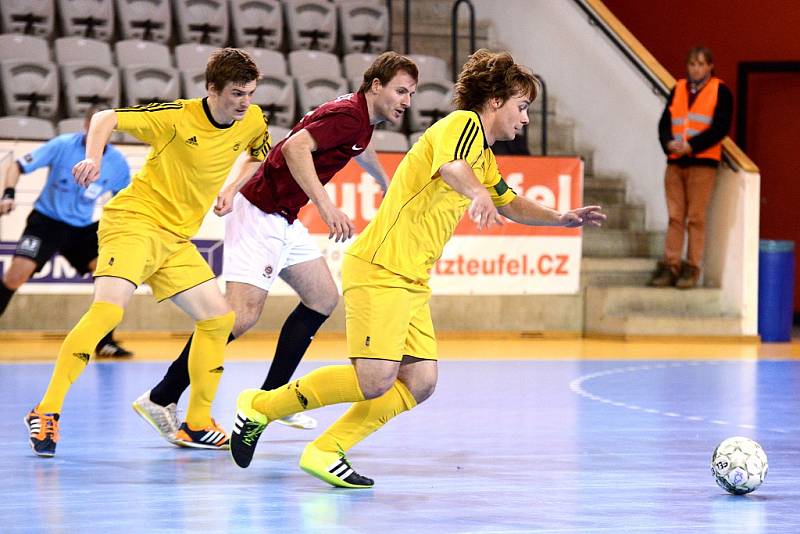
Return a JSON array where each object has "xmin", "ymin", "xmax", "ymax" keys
[{"xmin": 222, "ymin": 193, "xmax": 322, "ymax": 291}]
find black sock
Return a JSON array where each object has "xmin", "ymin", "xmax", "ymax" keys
[
  {"xmin": 261, "ymin": 302, "xmax": 329, "ymax": 391},
  {"xmin": 149, "ymin": 332, "xmax": 236, "ymax": 407},
  {"xmin": 0, "ymin": 281, "xmax": 16, "ymax": 317}
]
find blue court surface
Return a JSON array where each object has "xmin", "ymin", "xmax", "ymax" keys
[{"xmin": 2, "ymin": 358, "xmax": 799, "ymax": 533}]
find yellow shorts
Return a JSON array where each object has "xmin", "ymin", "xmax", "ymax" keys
[
  {"xmin": 342, "ymin": 254, "xmax": 437, "ymax": 362},
  {"xmin": 94, "ymin": 208, "xmax": 215, "ymax": 301}
]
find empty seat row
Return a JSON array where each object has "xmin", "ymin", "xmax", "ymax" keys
[{"xmin": 0, "ymin": 0, "xmax": 389, "ymax": 53}]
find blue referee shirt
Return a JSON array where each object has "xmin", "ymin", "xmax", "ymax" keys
[{"xmin": 17, "ymin": 133, "xmax": 130, "ymax": 227}]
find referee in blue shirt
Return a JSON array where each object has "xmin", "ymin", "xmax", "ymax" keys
[{"xmin": 0, "ymin": 110, "xmax": 133, "ymax": 357}]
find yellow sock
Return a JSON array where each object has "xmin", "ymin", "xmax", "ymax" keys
[
  {"xmin": 252, "ymin": 364, "xmax": 365, "ymax": 421},
  {"xmin": 39, "ymin": 302, "xmax": 124, "ymax": 413},
  {"xmin": 185, "ymin": 311, "xmax": 235, "ymax": 428},
  {"xmin": 313, "ymin": 380, "xmax": 417, "ymax": 453}
]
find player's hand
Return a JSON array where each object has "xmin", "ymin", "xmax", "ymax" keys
[
  {"xmin": 468, "ymin": 194, "xmax": 503, "ymax": 230},
  {"xmin": 320, "ymin": 204, "xmax": 355, "ymax": 242},
  {"xmin": 72, "ymin": 158, "xmax": 100, "ymax": 187},
  {"xmin": 559, "ymin": 205, "xmax": 606, "ymax": 228},
  {"xmin": 0, "ymin": 198, "xmax": 15, "ymax": 215},
  {"xmin": 214, "ymin": 188, "xmax": 236, "ymax": 217}
]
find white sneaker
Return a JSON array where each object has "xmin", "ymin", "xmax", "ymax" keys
[
  {"xmin": 274, "ymin": 412, "xmax": 317, "ymax": 430},
  {"xmin": 132, "ymin": 390, "xmax": 180, "ymax": 443}
]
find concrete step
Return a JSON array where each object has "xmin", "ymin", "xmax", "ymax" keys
[
  {"xmin": 581, "ymin": 257, "xmax": 655, "ymax": 287},
  {"xmin": 583, "ymin": 176, "xmax": 627, "ymax": 205},
  {"xmin": 585, "ymin": 314, "xmax": 747, "ymax": 337},
  {"xmin": 582, "ymin": 228, "xmax": 663, "ymax": 258},
  {"xmin": 595, "ymin": 203, "xmax": 646, "ymax": 230}
]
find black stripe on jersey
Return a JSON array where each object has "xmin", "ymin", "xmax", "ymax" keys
[
  {"xmin": 116, "ymin": 103, "xmax": 183, "ymax": 113},
  {"xmin": 453, "ymin": 118, "xmax": 476, "ymax": 160},
  {"xmin": 461, "ymin": 123, "xmax": 479, "ymax": 160}
]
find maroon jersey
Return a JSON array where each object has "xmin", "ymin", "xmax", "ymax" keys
[{"xmin": 240, "ymin": 91, "xmax": 374, "ymax": 222}]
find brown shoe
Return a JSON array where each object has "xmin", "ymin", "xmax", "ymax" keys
[
  {"xmin": 648, "ymin": 261, "xmax": 678, "ymax": 287},
  {"xmin": 675, "ymin": 262, "xmax": 701, "ymax": 289}
]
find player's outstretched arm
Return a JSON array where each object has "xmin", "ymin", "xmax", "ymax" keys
[
  {"xmin": 439, "ymin": 160, "xmax": 504, "ymax": 230},
  {"xmin": 283, "ymin": 129, "xmax": 354, "ymax": 242},
  {"xmin": 354, "ymin": 146, "xmax": 389, "ymax": 194},
  {"xmin": 498, "ymin": 197, "xmax": 606, "ymax": 228},
  {"xmin": 0, "ymin": 161, "xmax": 22, "ymax": 215},
  {"xmin": 73, "ymin": 109, "xmax": 117, "ymax": 187},
  {"xmin": 214, "ymin": 155, "xmax": 263, "ymax": 216}
]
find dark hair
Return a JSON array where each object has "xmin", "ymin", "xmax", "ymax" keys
[
  {"xmin": 358, "ymin": 51, "xmax": 418, "ymax": 94},
  {"xmin": 453, "ymin": 49, "xmax": 539, "ymax": 111},
  {"xmin": 205, "ymin": 48, "xmax": 260, "ymax": 91},
  {"xmin": 686, "ymin": 46, "xmax": 714, "ymax": 65}
]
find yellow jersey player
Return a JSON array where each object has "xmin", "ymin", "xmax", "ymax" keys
[
  {"xmin": 25, "ymin": 48, "xmax": 270, "ymax": 457},
  {"xmin": 229, "ymin": 49, "xmax": 606, "ymax": 487}
]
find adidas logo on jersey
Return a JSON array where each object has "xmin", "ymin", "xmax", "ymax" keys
[{"xmin": 185, "ymin": 136, "xmax": 198, "ymax": 146}]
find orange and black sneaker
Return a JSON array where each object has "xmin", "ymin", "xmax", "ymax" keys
[
  {"xmin": 173, "ymin": 419, "xmax": 230, "ymax": 450},
  {"xmin": 24, "ymin": 407, "xmax": 59, "ymax": 457}
]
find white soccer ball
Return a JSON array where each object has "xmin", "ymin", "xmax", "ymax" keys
[{"xmin": 711, "ymin": 437, "xmax": 768, "ymax": 495}]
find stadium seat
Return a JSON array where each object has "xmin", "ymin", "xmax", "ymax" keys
[
  {"xmin": 246, "ymin": 47, "xmax": 287, "ymax": 76},
  {"xmin": 339, "ymin": 1, "xmax": 388, "ymax": 54},
  {"xmin": 180, "ymin": 69, "xmax": 206, "ymax": 99},
  {"xmin": 57, "ymin": 0, "xmax": 115, "ymax": 41},
  {"xmin": 343, "ymin": 52, "xmax": 377, "ymax": 81},
  {"xmin": 0, "ymin": 115, "xmax": 55, "ymax": 140},
  {"xmin": 57, "ymin": 117, "xmax": 85, "ymax": 134},
  {"xmin": 230, "ymin": 0, "xmax": 283, "ymax": 50},
  {"xmin": 288, "ymin": 50, "xmax": 341, "ymax": 79},
  {"xmin": 174, "ymin": 0, "xmax": 229, "ymax": 46},
  {"xmin": 408, "ymin": 54, "xmax": 449, "ymax": 81},
  {"xmin": 115, "ymin": 40, "xmax": 172, "ymax": 68},
  {"xmin": 115, "ymin": 0, "xmax": 172, "ymax": 43},
  {"xmin": 295, "ymin": 75, "xmax": 348, "ymax": 114},
  {"xmin": 408, "ymin": 77, "xmax": 453, "ymax": 131},
  {"xmin": 175, "ymin": 43, "xmax": 218, "ymax": 72},
  {"xmin": 0, "ymin": 60, "xmax": 60, "ymax": 119},
  {"xmin": 285, "ymin": 0, "xmax": 337, "ymax": 52},
  {"xmin": 0, "ymin": 0, "xmax": 55, "ymax": 38},
  {"xmin": 369, "ymin": 130, "xmax": 409, "ymax": 152},
  {"xmin": 61, "ymin": 64, "xmax": 120, "ymax": 117},
  {"xmin": 0, "ymin": 34, "xmax": 50, "ymax": 63},
  {"xmin": 54, "ymin": 37, "xmax": 113, "ymax": 66},
  {"xmin": 408, "ymin": 130, "xmax": 424, "ymax": 145},
  {"xmin": 268, "ymin": 124, "xmax": 291, "ymax": 143},
  {"xmin": 120, "ymin": 65, "xmax": 180, "ymax": 106},
  {"xmin": 254, "ymin": 74, "xmax": 296, "ymax": 128}
]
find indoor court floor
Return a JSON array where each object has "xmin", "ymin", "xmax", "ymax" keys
[{"xmin": 2, "ymin": 334, "xmax": 799, "ymax": 533}]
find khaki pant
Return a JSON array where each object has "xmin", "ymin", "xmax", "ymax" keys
[{"xmin": 663, "ymin": 164, "xmax": 718, "ymax": 270}]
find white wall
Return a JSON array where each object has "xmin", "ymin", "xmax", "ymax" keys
[{"xmin": 473, "ymin": 0, "xmax": 668, "ymax": 230}]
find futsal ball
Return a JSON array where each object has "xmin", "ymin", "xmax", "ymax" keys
[{"xmin": 710, "ymin": 437, "xmax": 768, "ymax": 495}]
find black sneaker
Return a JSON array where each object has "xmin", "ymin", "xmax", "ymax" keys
[
  {"xmin": 299, "ymin": 443, "xmax": 375, "ymax": 488},
  {"xmin": 25, "ymin": 408, "xmax": 60, "ymax": 457},
  {"xmin": 96, "ymin": 340, "xmax": 134, "ymax": 358},
  {"xmin": 230, "ymin": 389, "xmax": 269, "ymax": 468}
]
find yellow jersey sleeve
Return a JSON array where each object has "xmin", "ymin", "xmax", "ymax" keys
[
  {"xmin": 484, "ymin": 149, "xmax": 517, "ymax": 207},
  {"xmin": 247, "ymin": 112, "xmax": 271, "ymax": 161},
  {"xmin": 114, "ymin": 102, "xmax": 185, "ymax": 145},
  {"xmin": 429, "ymin": 111, "xmax": 485, "ymax": 178}
]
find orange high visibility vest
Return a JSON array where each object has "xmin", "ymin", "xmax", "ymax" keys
[{"xmin": 669, "ymin": 77, "xmax": 722, "ymax": 161}]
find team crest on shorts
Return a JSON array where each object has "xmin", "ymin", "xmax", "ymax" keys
[{"xmin": 262, "ymin": 265, "xmax": 273, "ymax": 278}]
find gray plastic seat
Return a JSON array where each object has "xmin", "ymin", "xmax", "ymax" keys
[
  {"xmin": 57, "ymin": 117, "xmax": 86, "ymax": 134},
  {"xmin": 61, "ymin": 64, "xmax": 120, "ymax": 117},
  {"xmin": 408, "ymin": 130, "xmax": 424, "ymax": 145},
  {"xmin": 230, "ymin": 0, "xmax": 283, "ymax": 50},
  {"xmin": 54, "ymin": 37, "xmax": 113, "ymax": 66},
  {"xmin": 246, "ymin": 47, "xmax": 287, "ymax": 76},
  {"xmin": 175, "ymin": 43, "xmax": 218, "ymax": 71},
  {"xmin": 285, "ymin": 0, "xmax": 337, "ymax": 52},
  {"xmin": 115, "ymin": 0, "xmax": 172, "ymax": 43},
  {"xmin": 0, "ymin": 60, "xmax": 60, "ymax": 119},
  {"xmin": 174, "ymin": 0, "xmax": 229, "ymax": 46},
  {"xmin": 121, "ymin": 65, "xmax": 180, "ymax": 106},
  {"xmin": 0, "ymin": 116, "xmax": 55, "ymax": 140},
  {"xmin": 180, "ymin": 69, "xmax": 206, "ymax": 99},
  {"xmin": 0, "ymin": 34, "xmax": 50, "ymax": 63},
  {"xmin": 339, "ymin": 1, "xmax": 388, "ymax": 54},
  {"xmin": 288, "ymin": 50, "xmax": 341, "ymax": 78},
  {"xmin": 408, "ymin": 54, "xmax": 449, "ymax": 81},
  {"xmin": 408, "ymin": 77, "xmax": 453, "ymax": 131},
  {"xmin": 343, "ymin": 52, "xmax": 377, "ymax": 81},
  {"xmin": 295, "ymin": 75, "xmax": 348, "ymax": 114},
  {"xmin": 57, "ymin": 0, "xmax": 115, "ymax": 41},
  {"xmin": 268, "ymin": 125, "xmax": 291, "ymax": 143},
  {"xmin": 0, "ymin": 0, "xmax": 55, "ymax": 38},
  {"xmin": 369, "ymin": 130, "xmax": 409, "ymax": 153},
  {"xmin": 115, "ymin": 40, "xmax": 172, "ymax": 68},
  {"xmin": 254, "ymin": 74, "xmax": 296, "ymax": 128}
]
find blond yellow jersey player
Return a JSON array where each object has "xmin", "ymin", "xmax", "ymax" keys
[
  {"xmin": 25, "ymin": 48, "xmax": 271, "ymax": 457},
  {"xmin": 229, "ymin": 49, "xmax": 606, "ymax": 487}
]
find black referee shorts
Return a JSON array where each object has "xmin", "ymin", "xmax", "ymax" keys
[{"xmin": 14, "ymin": 209, "xmax": 99, "ymax": 275}]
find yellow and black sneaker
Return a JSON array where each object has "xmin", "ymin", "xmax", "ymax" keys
[
  {"xmin": 299, "ymin": 443, "xmax": 374, "ymax": 489},
  {"xmin": 24, "ymin": 407, "xmax": 59, "ymax": 457},
  {"xmin": 173, "ymin": 419, "xmax": 229, "ymax": 450},
  {"xmin": 230, "ymin": 389, "xmax": 269, "ymax": 468}
]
